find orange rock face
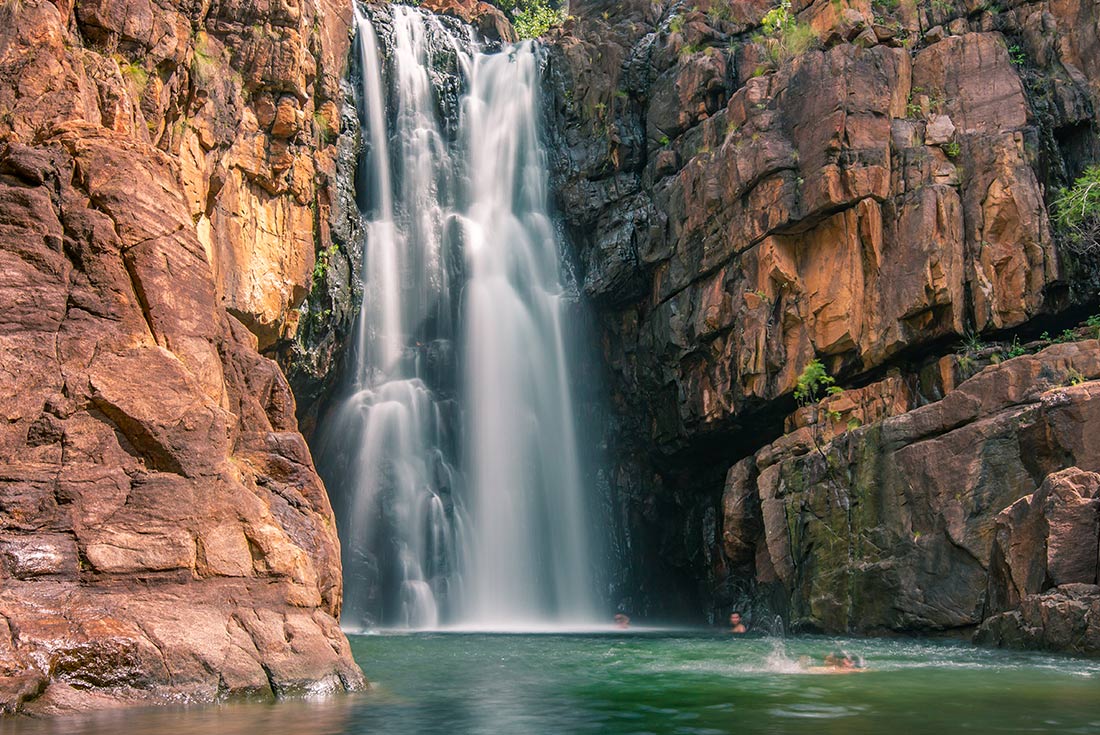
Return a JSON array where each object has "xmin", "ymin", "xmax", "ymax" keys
[
  {"xmin": 548, "ymin": 0, "xmax": 1100, "ymax": 626},
  {"xmin": 0, "ymin": 0, "xmax": 361, "ymax": 715}
]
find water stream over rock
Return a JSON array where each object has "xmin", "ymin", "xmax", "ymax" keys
[{"xmin": 328, "ymin": 3, "xmax": 600, "ymax": 630}]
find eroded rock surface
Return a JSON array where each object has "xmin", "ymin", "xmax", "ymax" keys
[
  {"xmin": 717, "ymin": 341, "xmax": 1100, "ymax": 635},
  {"xmin": 0, "ymin": 0, "xmax": 362, "ymax": 714},
  {"xmin": 545, "ymin": 0, "xmax": 1100, "ymax": 629},
  {"xmin": 975, "ymin": 468, "xmax": 1100, "ymax": 653}
]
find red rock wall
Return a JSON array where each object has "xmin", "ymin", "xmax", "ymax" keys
[
  {"xmin": 0, "ymin": 0, "xmax": 362, "ymax": 714},
  {"xmin": 726, "ymin": 341, "xmax": 1100, "ymax": 637},
  {"xmin": 547, "ymin": 0, "xmax": 1100, "ymax": 623}
]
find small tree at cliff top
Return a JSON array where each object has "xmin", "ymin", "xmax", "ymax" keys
[
  {"xmin": 1053, "ymin": 165, "xmax": 1100, "ymax": 254},
  {"xmin": 495, "ymin": 0, "xmax": 565, "ymax": 39}
]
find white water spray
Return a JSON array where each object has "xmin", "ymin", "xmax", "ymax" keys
[
  {"xmin": 337, "ymin": 4, "xmax": 599, "ymax": 629},
  {"xmin": 459, "ymin": 45, "xmax": 597, "ymax": 626}
]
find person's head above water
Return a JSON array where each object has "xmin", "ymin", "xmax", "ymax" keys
[
  {"xmin": 728, "ymin": 612, "xmax": 747, "ymax": 633},
  {"xmin": 613, "ymin": 613, "xmax": 630, "ymax": 629}
]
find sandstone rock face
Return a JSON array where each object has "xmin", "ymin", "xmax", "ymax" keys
[
  {"xmin": 973, "ymin": 468, "xmax": 1100, "ymax": 653},
  {"xmin": 976, "ymin": 584, "xmax": 1100, "ymax": 655},
  {"xmin": 0, "ymin": 0, "xmax": 362, "ymax": 714},
  {"xmin": 547, "ymin": 0, "xmax": 1100, "ymax": 623},
  {"xmin": 720, "ymin": 342, "xmax": 1100, "ymax": 634}
]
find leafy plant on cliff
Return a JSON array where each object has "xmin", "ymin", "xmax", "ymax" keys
[
  {"xmin": 1053, "ymin": 165, "xmax": 1100, "ymax": 254},
  {"xmin": 1006, "ymin": 336, "xmax": 1027, "ymax": 358},
  {"xmin": 760, "ymin": 0, "xmax": 796, "ymax": 34},
  {"xmin": 793, "ymin": 359, "xmax": 835, "ymax": 407},
  {"xmin": 1087, "ymin": 314, "xmax": 1100, "ymax": 338},
  {"xmin": 311, "ymin": 244, "xmax": 340, "ymax": 291},
  {"xmin": 1008, "ymin": 44, "xmax": 1027, "ymax": 67},
  {"xmin": 753, "ymin": 0, "xmax": 819, "ymax": 67},
  {"xmin": 497, "ymin": 0, "xmax": 564, "ymax": 39},
  {"xmin": 961, "ymin": 331, "xmax": 985, "ymax": 354}
]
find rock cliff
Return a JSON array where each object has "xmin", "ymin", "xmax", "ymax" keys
[
  {"xmin": 0, "ymin": 0, "xmax": 363, "ymax": 714},
  {"xmin": 544, "ymin": 0, "xmax": 1100, "ymax": 648}
]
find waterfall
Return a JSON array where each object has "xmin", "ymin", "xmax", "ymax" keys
[
  {"xmin": 333, "ymin": 4, "xmax": 600, "ymax": 630},
  {"xmin": 458, "ymin": 48, "xmax": 596, "ymax": 626}
]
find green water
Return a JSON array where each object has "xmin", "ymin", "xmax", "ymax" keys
[{"xmin": 7, "ymin": 632, "xmax": 1100, "ymax": 734}]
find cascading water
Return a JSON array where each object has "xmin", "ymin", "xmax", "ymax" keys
[
  {"xmin": 330, "ymin": 3, "xmax": 600, "ymax": 630},
  {"xmin": 458, "ymin": 48, "xmax": 597, "ymax": 626},
  {"xmin": 333, "ymin": 5, "xmax": 466, "ymax": 631}
]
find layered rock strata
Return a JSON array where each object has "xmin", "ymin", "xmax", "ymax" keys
[
  {"xmin": 719, "ymin": 340, "xmax": 1100, "ymax": 644},
  {"xmin": 545, "ymin": 0, "xmax": 1100, "ymax": 626},
  {"xmin": 0, "ymin": 0, "xmax": 363, "ymax": 714}
]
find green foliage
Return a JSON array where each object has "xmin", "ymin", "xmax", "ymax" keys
[
  {"xmin": 499, "ymin": 0, "xmax": 564, "ymax": 39},
  {"xmin": 957, "ymin": 354, "xmax": 976, "ymax": 377},
  {"xmin": 1008, "ymin": 44, "xmax": 1026, "ymax": 66},
  {"xmin": 311, "ymin": 244, "xmax": 340, "ymax": 290},
  {"xmin": 1054, "ymin": 328, "xmax": 1078, "ymax": 343},
  {"xmin": 669, "ymin": 14, "xmax": 685, "ymax": 34},
  {"xmin": 1086, "ymin": 314, "xmax": 1100, "ymax": 338},
  {"xmin": 1067, "ymin": 368, "xmax": 1086, "ymax": 386},
  {"xmin": 1006, "ymin": 336, "xmax": 1027, "ymax": 358},
  {"xmin": 793, "ymin": 358, "xmax": 836, "ymax": 407},
  {"xmin": 708, "ymin": 0, "xmax": 735, "ymax": 22},
  {"xmin": 760, "ymin": 0, "xmax": 794, "ymax": 34},
  {"xmin": 1052, "ymin": 165, "xmax": 1100, "ymax": 254},
  {"xmin": 961, "ymin": 331, "xmax": 985, "ymax": 354},
  {"xmin": 754, "ymin": 0, "xmax": 818, "ymax": 67},
  {"xmin": 943, "ymin": 141, "xmax": 960, "ymax": 158}
]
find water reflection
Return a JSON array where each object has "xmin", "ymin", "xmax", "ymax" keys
[{"xmin": 5, "ymin": 695, "xmax": 359, "ymax": 735}]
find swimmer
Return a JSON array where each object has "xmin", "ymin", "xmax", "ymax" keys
[
  {"xmin": 728, "ymin": 612, "xmax": 747, "ymax": 634},
  {"xmin": 614, "ymin": 613, "xmax": 631, "ymax": 629},
  {"xmin": 805, "ymin": 650, "xmax": 866, "ymax": 674}
]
